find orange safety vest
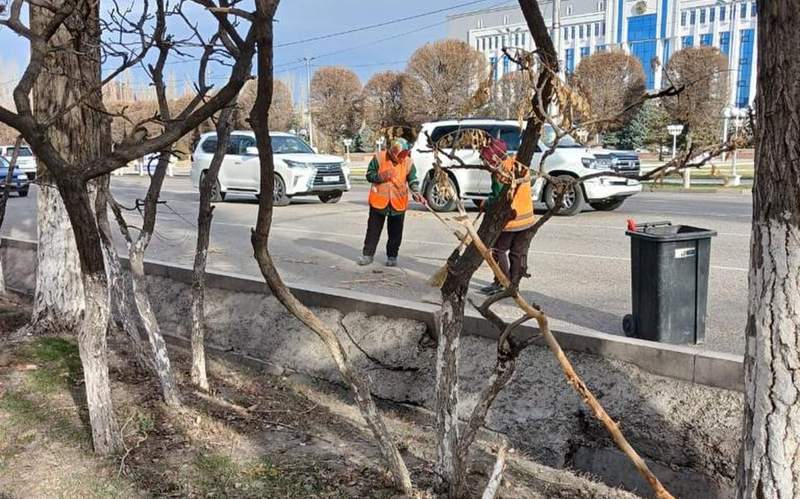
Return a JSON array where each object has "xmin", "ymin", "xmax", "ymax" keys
[
  {"xmin": 368, "ymin": 151, "xmax": 411, "ymax": 212},
  {"xmin": 502, "ymin": 157, "xmax": 535, "ymax": 231}
]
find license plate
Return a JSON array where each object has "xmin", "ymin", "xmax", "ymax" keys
[{"xmin": 323, "ymin": 175, "xmax": 339, "ymax": 183}]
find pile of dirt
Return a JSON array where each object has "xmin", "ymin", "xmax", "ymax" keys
[{"xmin": 0, "ymin": 300, "xmax": 636, "ymax": 498}]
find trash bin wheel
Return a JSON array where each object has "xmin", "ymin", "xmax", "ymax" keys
[{"xmin": 622, "ymin": 314, "xmax": 636, "ymax": 337}]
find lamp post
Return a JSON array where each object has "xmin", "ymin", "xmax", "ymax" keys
[
  {"xmin": 667, "ymin": 124, "xmax": 686, "ymax": 187},
  {"xmin": 342, "ymin": 138, "xmax": 353, "ymax": 163},
  {"xmin": 725, "ymin": 107, "xmax": 747, "ymax": 186}
]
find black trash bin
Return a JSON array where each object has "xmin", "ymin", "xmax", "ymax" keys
[{"xmin": 623, "ymin": 221, "xmax": 717, "ymax": 345}]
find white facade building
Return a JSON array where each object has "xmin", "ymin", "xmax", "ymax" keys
[{"xmin": 447, "ymin": 0, "xmax": 757, "ymax": 108}]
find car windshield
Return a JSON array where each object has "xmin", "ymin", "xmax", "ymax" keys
[
  {"xmin": 7, "ymin": 147, "xmax": 33, "ymax": 157},
  {"xmin": 541, "ymin": 125, "xmax": 582, "ymax": 148},
  {"xmin": 271, "ymin": 136, "xmax": 314, "ymax": 154},
  {"xmin": 0, "ymin": 156, "xmax": 8, "ymax": 168}
]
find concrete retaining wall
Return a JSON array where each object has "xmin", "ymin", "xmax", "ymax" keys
[{"xmin": 1, "ymin": 237, "xmax": 743, "ymax": 497}]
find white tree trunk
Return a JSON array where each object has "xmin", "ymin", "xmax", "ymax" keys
[{"xmin": 31, "ymin": 184, "xmax": 84, "ymax": 331}]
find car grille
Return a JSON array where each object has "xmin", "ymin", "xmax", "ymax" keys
[
  {"xmin": 613, "ymin": 159, "xmax": 641, "ymax": 178},
  {"xmin": 312, "ymin": 163, "xmax": 345, "ymax": 187}
]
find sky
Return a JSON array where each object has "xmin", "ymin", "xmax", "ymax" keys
[{"xmin": 0, "ymin": 0, "xmax": 514, "ymax": 104}]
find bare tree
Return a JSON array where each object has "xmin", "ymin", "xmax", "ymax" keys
[
  {"xmin": 191, "ymin": 105, "xmax": 236, "ymax": 391},
  {"xmin": 0, "ymin": 0, "xmax": 259, "ymax": 454},
  {"xmin": 363, "ymin": 70, "xmax": 422, "ymax": 131},
  {"xmin": 489, "ymin": 70, "xmax": 532, "ymax": 121},
  {"xmin": 662, "ymin": 46, "xmax": 729, "ymax": 145},
  {"xmin": 247, "ymin": 3, "xmax": 413, "ymax": 494},
  {"xmin": 235, "ymin": 78, "xmax": 293, "ymax": 131},
  {"xmin": 310, "ymin": 66, "xmax": 363, "ymax": 152},
  {"xmin": 737, "ymin": 2, "xmax": 800, "ymax": 497},
  {"xmin": 573, "ymin": 50, "xmax": 647, "ymax": 132},
  {"xmin": 407, "ymin": 39, "xmax": 488, "ymax": 120}
]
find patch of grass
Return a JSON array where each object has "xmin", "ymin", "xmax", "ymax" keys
[
  {"xmin": 18, "ymin": 337, "xmax": 83, "ymax": 393},
  {"xmin": 0, "ymin": 389, "xmax": 89, "ymax": 447},
  {"xmin": 189, "ymin": 454, "xmax": 351, "ymax": 498}
]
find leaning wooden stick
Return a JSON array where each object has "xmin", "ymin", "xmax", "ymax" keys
[
  {"xmin": 457, "ymin": 219, "xmax": 675, "ymax": 499},
  {"xmin": 427, "ymin": 209, "xmax": 483, "ymax": 287}
]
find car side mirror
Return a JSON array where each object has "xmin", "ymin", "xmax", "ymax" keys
[{"xmin": 245, "ymin": 146, "xmax": 259, "ymax": 156}]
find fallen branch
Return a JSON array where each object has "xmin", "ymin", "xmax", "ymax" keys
[{"xmin": 481, "ymin": 442, "xmax": 509, "ymax": 499}]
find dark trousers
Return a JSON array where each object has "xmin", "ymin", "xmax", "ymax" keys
[
  {"xmin": 363, "ymin": 208, "xmax": 405, "ymax": 258},
  {"xmin": 492, "ymin": 228, "xmax": 532, "ymax": 285}
]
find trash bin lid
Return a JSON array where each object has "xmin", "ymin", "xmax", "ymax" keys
[{"xmin": 626, "ymin": 222, "xmax": 717, "ymax": 241}]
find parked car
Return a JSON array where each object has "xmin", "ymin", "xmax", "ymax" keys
[
  {"xmin": 136, "ymin": 152, "xmax": 178, "ymax": 176},
  {"xmin": 0, "ymin": 144, "xmax": 37, "ymax": 181},
  {"xmin": 410, "ymin": 119, "xmax": 642, "ymax": 215},
  {"xmin": 190, "ymin": 131, "xmax": 350, "ymax": 205},
  {"xmin": 0, "ymin": 156, "xmax": 30, "ymax": 197}
]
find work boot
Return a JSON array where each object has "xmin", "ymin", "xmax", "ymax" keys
[
  {"xmin": 386, "ymin": 257, "xmax": 398, "ymax": 267},
  {"xmin": 357, "ymin": 255, "xmax": 374, "ymax": 266},
  {"xmin": 479, "ymin": 282, "xmax": 503, "ymax": 295}
]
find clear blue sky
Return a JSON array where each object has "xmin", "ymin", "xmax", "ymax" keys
[{"xmin": 0, "ymin": 0, "xmax": 512, "ymax": 100}]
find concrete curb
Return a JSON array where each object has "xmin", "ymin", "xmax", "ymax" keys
[{"xmin": 0, "ymin": 236, "xmax": 744, "ymax": 392}]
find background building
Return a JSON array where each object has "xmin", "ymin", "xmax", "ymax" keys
[{"xmin": 447, "ymin": 0, "xmax": 757, "ymax": 108}]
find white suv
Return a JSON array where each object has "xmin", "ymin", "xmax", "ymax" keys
[
  {"xmin": 411, "ymin": 119, "xmax": 641, "ymax": 215},
  {"xmin": 190, "ymin": 131, "xmax": 350, "ymax": 205},
  {"xmin": 0, "ymin": 144, "xmax": 38, "ymax": 181}
]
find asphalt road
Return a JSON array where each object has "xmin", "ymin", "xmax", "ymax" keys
[{"xmin": 1, "ymin": 177, "xmax": 752, "ymax": 355}]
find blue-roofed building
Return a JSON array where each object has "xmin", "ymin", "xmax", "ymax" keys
[{"xmin": 447, "ymin": 0, "xmax": 757, "ymax": 109}]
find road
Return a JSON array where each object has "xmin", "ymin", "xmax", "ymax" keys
[{"xmin": 1, "ymin": 177, "xmax": 752, "ymax": 355}]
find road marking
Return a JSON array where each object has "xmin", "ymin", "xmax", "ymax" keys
[{"xmin": 210, "ymin": 222, "xmax": 748, "ymax": 272}]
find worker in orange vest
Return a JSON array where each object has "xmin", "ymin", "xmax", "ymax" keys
[
  {"xmin": 478, "ymin": 138, "xmax": 535, "ymax": 295},
  {"xmin": 358, "ymin": 138, "xmax": 425, "ymax": 267}
]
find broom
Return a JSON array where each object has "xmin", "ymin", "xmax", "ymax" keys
[{"xmin": 426, "ymin": 208, "xmax": 483, "ymax": 288}]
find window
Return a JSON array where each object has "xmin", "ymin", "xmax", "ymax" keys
[
  {"xmin": 477, "ymin": 18, "xmax": 484, "ymax": 28},
  {"xmin": 601, "ymin": 21, "xmax": 605, "ymax": 35},
  {"xmin": 563, "ymin": 27, "xmax": 568, "ymax": 39},
  {"xmin": 481, "ymin": 38, "xmax": 486, "ymax": 50},
  {"xmin": 700, "ymin": 8, "xmax": 706, "ymax": 24},
  {"xmin": 682, "ymin": 35, "xmax": 694, "ymax": 47},
  {"xmin": 520, "ymin": 32, "xmax": 526, "ymax": 46},
  {"xmin": 752, "ymin": 2, "xmax": 757, "ymax": 16},
  {"xmin": 565, "ymin": 48, "xmax": 575, "ymax": 74},
  {"xmin": 627, "ymin": 14, "xmax": 657, "ymax": 88},
  {"xmin": 489, "ymin": 56, "xmax": 498, "ymax": 80},
  {"xmin": 271, "ymin": 136, "xmax": 313, "ymax": 154},
  {"xmin": 579, "ymin": 25, "xmax": 584, "ymax": 38},
  {"xmin": 514, "ymin": 33, "xmax": 519, "ymax": 46},
  {"xmin": 737, "ymin": 29, "xmax": 755, "ymax": 107},
  {"xmin": 567, "ymin": 4, "xmax": 573, "ymax": 15},
  {"xmin": 710, "ymin": 7, "xmax": 715, "ymax": 23},
  {"xmin": 503, "ymin": 55, "xmax": 510, "ymax": 75},
  {"xmin": 580, "ymin": 46, "xmax": 590, "ymax": 58},
  {"xmin": 596, "ymin": 44, "xmax": 606, "ymax": 52},
  {"xmin": 740, "ymin": 3, "xmax": 748, "ymax": 18},
  {"xmin": 595, "ymin": 23, "xmax": 600, "ymax": 37},
  {"xmin": 6, "ymin": 146, "xmax": 33, "ymax": 157},
  {"xmin": 720, "ymin": 6, "xmax": 726, "ymax": 20},
  {"xmin": 690, "ymin": 10, "xmax": 696, "ymax": 25},
  {"xmin": 503, "ymin": 15, "xmax": 509, "ymax": 25},
  {"xmin": 202, "ymin": 135, "xmax": 251, "ymax": 155},
  {"xmin": 571, "ymin": 26, "xmax": 575, "ymax": 39},
  {"xmin": 498, "ymin": 127, "xmax": 522, "ymax": 152},
  {"xmin": 701, "ymin": 33, "xmax": 713, "ymax": 46},
  {"xmin": 719, "ymin": 31, "xmax": 731, "ymax": 54},
  {"xmin": 681, "ymin": 11, "xmax": 687, "ymax": 26},
  {"xmin": 598, "ymin": 1, "xmax": 604, "ymax": 11}
]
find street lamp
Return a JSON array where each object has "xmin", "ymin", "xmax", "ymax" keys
[
  {"xmin": 342, "ymin": 138, "xmax": 353, "ymax": 163},
  {"xmin": 723, "ymin": 106, "xmax": 747, "ymax": 186},
  {"xmin": 667, "ymin": 124, "xmax": 686, "ymax": 187}
]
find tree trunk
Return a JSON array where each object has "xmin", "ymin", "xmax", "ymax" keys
[
  {"xmin": 30, "ymin": 1, "xmax": 122, "ymax": 455},
  {"xmin": 738, "ymin": 3, "xmax": 800, "ymax": 497},
  {"xmin": 191, "ymin": 106, "xmax": 236, "ymax": 391},
  {"xmin": 248, "ymin": 2, "xmax": 413, "ymax": 493}
]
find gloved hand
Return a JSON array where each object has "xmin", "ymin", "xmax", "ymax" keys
[{"xmin": 412, "ymin": 192, "xmax": 426, "ymax": 205}]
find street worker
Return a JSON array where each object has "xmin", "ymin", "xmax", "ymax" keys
[
  {"xmin": 357, "ymin": 138, "xmax": 425, "ymax": 267},
  {"xmin": 478, "ymin": 138, "xmax": 536, "ymax": 295}
]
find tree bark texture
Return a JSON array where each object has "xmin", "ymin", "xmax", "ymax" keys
[
  {"xmin": 738, "ymin": 3, "xmax": 800, "ymax": 498},
  {"xmin": 30, "ymin": 1, "xmax": 122, "ymax": 455},
  {"xmin": 191, "ymin": 106, "xmax": 235, "ymax": 391},
  {"xmin": 247, "ymin": 2, "xmax": 413, "ymax": 494}
]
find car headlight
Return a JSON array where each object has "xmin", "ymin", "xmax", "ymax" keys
[
  {"xmin": 581, "ymin": 157, "xmax": 601, "ymax": 169},
  {"xmin": 17, "ymin": 172, "xmax": 28, "ymax": 181},
  {"xmin": 284, "ymin": 160, "xmax": 312, "ymax": 169},
  {"xmin": 594, "ymin": 157, "xmax": 615, "ymax": 169}
]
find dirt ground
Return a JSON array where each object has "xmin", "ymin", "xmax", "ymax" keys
[{"xmin": 0, "ymin": 295, "xmax": 635, "ymax": 498}]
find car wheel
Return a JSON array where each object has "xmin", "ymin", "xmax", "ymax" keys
[
  {"xmin": 544, "ymin": 175, "xmax": 584, "ymax": 216},
  {"xmin": 202, "ymin": 172, "xmax": 225, "ymax": 202},
  {"xmin": 273, "ymin": 175, "xmax": 291, "ymax": 207},
  {"xmin": 17, "ymin": 188, "xmax": 29, "ymax": 198},
  {"xmin": 425, "ymin": 176, "xmax": 457, "ymax": 212},
  {"xmin": 318, "ymin": 191, "xmax": 343, "ymax": 204},
  {"xmin": 590, "ymin": 199, "xmax": 625, "ymax": 211}
]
